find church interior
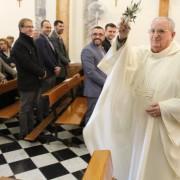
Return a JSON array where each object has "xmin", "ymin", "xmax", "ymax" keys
[{"xmin": 0, "ymin": 0, "xmax": 179, "ymax": 179}]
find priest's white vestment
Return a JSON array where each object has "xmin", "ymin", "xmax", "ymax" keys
[{"xmin": 83, "ymin": 40, "xmax": 180, "ymax": 180}]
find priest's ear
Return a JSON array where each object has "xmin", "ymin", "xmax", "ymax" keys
[{"xmin": 171, "ymin": 31, "xmax": 176, "ymax": 39}]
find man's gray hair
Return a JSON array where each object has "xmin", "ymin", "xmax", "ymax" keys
[{"xmin": 153, "ymin": 17, "xmax": 175, "ymax": 32}]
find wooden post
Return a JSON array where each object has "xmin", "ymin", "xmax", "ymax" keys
[
  {"xmin": 159, "ymin": 0, "xmax": 169, "ymax": 16},
  {"xmin": 56, "ymin": 0, "xmax": 70, "ymax": 50}
]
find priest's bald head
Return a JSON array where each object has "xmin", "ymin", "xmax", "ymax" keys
[{"xmin": 149, "ymin": 17, "xmax": 176, "ymax": 53}]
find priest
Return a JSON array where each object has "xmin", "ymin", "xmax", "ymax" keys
[{"xmin": 83, "ymin": 16, "xmax": 180, "ymax": 180}]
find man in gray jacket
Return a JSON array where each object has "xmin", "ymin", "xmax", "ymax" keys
[{"xmin": 81, "ymin": 26, "xmax": 106, "ymax": 125}]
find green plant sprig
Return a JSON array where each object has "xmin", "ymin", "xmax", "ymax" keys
[{"xmin": 122, "ymin": 0, "xmax": 142, "ymax": 23}]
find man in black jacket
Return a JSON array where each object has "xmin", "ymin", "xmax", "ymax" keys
[
  {"xmin": 11, "ymin": 18, "xmax": 46, "ymax": 139},
  {"xmin": 102, "ymin": 23, "xmax": 117, "ymax": 53}
]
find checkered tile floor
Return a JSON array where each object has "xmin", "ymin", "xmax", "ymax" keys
[{"xmin": 0, "ymin": 118, "xmax": 90, "ymax": 180}]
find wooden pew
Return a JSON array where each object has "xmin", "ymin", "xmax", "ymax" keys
[
  {"xmin": 24, "ymin": 74, "xmax": 84, "ymax": 142},
  {"xmin": 83, "ymin": 150, "xmax": 114, "ymax": 180},
  {"xmin": 55, "ymin": 75, "xmax": 87, "ymax": 126},
  {"xmin": 24, "ymin": 82, "xmax": 71, "ymax": 142},
  {"xmin": 0, "ymin": 79, "xmax": 19, "ymax": 121},
  {"xmin": 0, "ymin": 79, "xmax": 19, "ymax": 141},
  {"xmin": 0, "ymin": 79, "xmax": 17, "ymax": 95},
  {"xmin": 0, "ymin": 177, "xmax": 17, "ymax": 180}
]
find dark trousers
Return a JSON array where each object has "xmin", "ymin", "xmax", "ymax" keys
[
  {"xmin": 40, "ymin": 76, "xmax": 56, "ymax": 117},
  {"xmin": 19, "ymin": 89, "xmax": 41, "ymax": 136},
  {"xmin": 84, "ymin": 97, "xmax": 98, "ymax": 125}
]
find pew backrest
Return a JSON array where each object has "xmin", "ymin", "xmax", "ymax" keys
[
  {"xmin": 83, "ymin": 150, "xmax": 113, "ymax": 180},
  {"xmin": 0, "ymin": 79, "xmax": 17, "ymax": 95}
]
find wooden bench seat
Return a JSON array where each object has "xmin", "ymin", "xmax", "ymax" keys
[
  {"xmin": 83, "ymin": 150, "xmax": 114, "ymax": 180},
  {"xmin": 0, "ymin": 101, "xmax": 20, "ymax": 119},
  {"xmin": 55, "ymin": 97, "xmax": 87, "ymax": 125}
]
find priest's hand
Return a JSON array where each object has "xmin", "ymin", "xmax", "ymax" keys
[
  {"xmin": 118, "ymin": 18, "xmax": 130, "ymax": 40},
  {"xmin": 145, "ymin": 103, "xmax": 161, "ymax": 118}
]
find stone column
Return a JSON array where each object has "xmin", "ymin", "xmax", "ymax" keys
[
  {"xmin": 84, "ymin": 0, "xmax": 104, "ymax": 43},
  {"xmin": 35, "ymin": 0, "xmax": 46, "ymax": 30},
  {"xmin": 56, "ymin": 0, "xmax": 70, "ymax": 50}
]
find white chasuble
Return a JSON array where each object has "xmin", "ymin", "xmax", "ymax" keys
[{"xmin": 83, "ymin": 40, "xmax": 180, "ymax": 180}]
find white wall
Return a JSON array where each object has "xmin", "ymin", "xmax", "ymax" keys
[
  {"xmin": 46, "ymin": 0, "xmax": 56, "ymax": 26},
  {"xmin": 69, "ymin": 0, "xmax": 84, "ymax": 62},
  {"xmin": 169, "ymin": 0, "xmax": 180, "ymax": 41},
  {"xmin": 0, "ymin": 0, "xmax": 35, "ymax": 38},
  {"xmin": 0, "ymin": 0, "xmax": 56, "ymax": 39}
]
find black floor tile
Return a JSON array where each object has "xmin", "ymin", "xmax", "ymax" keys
[
  {"xmin": 0, "ymin": 129, "xmax": 11, "ymax": 135},
  {"xmin": 24, "ymin": 145, "xmax": 49, "ymax": 157},
  {"xmin": 0, "ymin": 154, "xmax": 7, "ymax": 165},
  {"xmin": 40, "ymin": 163, "xmax": 68, "ymax": 179},
  {"xmin": 55, "ymin": 125, "xmax": 65, "ymax": 132},
  {"xmin": 73, "ymin": 169, "xmax": 86, "ymax": 180},
  {"xmin": 5, "ymin": 121, "xmax": 19, "ymax": 128},
  {"xmin": 80, "ymin": 154, "xmax": 91, "ymax": 163},
  {"xmin": 52, "ymin": 148, "xmax": 77, "ymax": 161},
  {"xmin": 9, "ymin": 158, "xmax": 36, "ymax": 174},
  {"xmin": 0, "ymin": 142, "xmax": 21, "ymax": 153},
  {"xmin": 71, "ymin": 137, "xmax": 84, "ymax": 145},
  {"xmin": 69, "ymin": 128, "xmax": 83, "ymax": 136}
]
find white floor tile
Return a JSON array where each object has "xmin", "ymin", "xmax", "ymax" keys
[
  {"xmin": 51, "ymin": 174, "xmax": 77, "ymax": 180},
  {"xmin": 0, "ymin": 136, "xmax": 12, "ymax": 145},
  {"xmin": 43, "ymin": 141, "xmax": 67, "ymax": 152},
  {"xmin": 57, "ymin": 131, "xmax": 73, "ymax": 139},
  {"xmin": 3, "ymin": 149, "xmax": 29, "ymax": 163},
  {"xmin": 31, "ymin": 153, "xmax": 58, "ymax": 168},
  {"xmin": 18, "ymin": 140, "xmax": 41, "ymax": 149},
  {"xmin": 0, "ymin": 123, "xmax": 7, "ymax": 129},
  {"xmin": 61, "ymin": 157, "xmax": 87, "ymax": 173},
  {"xmin": 0, "ymin": 164, "xmax": 14, "ymax": 176},
  {"xmin": 6, "ymin": 118, "xmax": 18, "ymax": 123},
  {"xmin": 8, "ymin": 127, "xmax": 19, "ymax": 134},
  {"xmin": 61, "ymin": 125, "xmax": 78, "ymax": 130},
  {"xmin": 15, "ymin": 169, "xmax": 46, "ymax": 180},
  {"xmin": 70, "ymin": 145, "xmax": 89, "ymax": 156}
]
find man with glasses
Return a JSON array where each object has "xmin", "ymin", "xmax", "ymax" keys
[
  {"xmin": 84, "ymin": 17, "xmax": 180, "ymax": 180},
  {"xmin": 11, "ymin": 18, "xmax": 46, "ymax": 139},
  {"xmin": 81, "ymin": 26, "xmax": 106, "ymax": 125}
]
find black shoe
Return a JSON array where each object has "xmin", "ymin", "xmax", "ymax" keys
[{"xmin": 17, "ymin": 134, "xmax": 25, "ymax": 140}]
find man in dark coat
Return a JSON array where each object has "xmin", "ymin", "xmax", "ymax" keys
[
  {"xmin": 50, "ymin": 20, "xmax": 70, "ymax": 83},
  {"xmin": 11, "ymin": 18, "xmax": 46, "ymax": 138},
  {"xmin": 102, "ymin": 23, "xmax": 117, "ymax": 53}
]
